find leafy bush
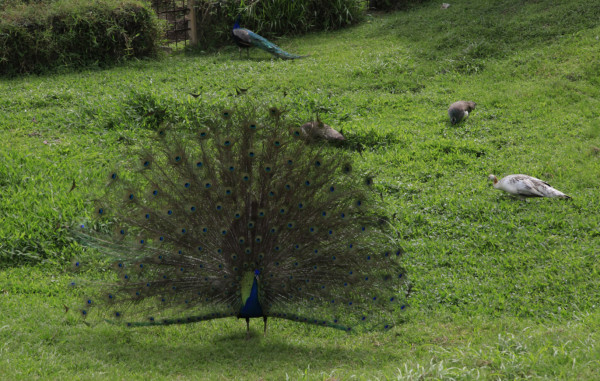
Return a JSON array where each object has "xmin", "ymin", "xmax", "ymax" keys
[
  {"xmin": 368, "ymin": 0, "xmax": 427, "ymax": 11},
  {"xmin": 0, "ymin": 0, "xmax": 54, "ymax": 10},
  {"xmin": 244, "ymin": 0, "xmax": 366, "ymax": 34},
  {"xmin": 191, "ymin": 0, "xmax": 366, "ymax": 49},
  {"xmin": 0, "ymin": 0, "xmax": 164, "ymax": 75}
]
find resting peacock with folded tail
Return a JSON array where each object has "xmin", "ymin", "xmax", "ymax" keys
[
  {"xmin": 72, "ymin": 101, "xmax": 408, "ymax": 337},
  {"xmin": 231, "ymin": 16, "xmax": 306, "ymax": 60}
]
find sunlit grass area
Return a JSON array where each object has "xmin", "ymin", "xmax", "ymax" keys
[{"xmin": 1, "ymin": 0, "xmax": 600, "ymax": 378}]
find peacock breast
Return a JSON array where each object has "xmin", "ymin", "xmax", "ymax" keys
[{"xmin": 239, "ymin": 271, "xmax": 264, "ymax": 318}]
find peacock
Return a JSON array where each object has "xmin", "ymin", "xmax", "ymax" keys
[
  {"xmin": 72, "ymin": 101, "xmax": 408, "ymax": 337},
  {"xmin": 300, "ymin": 118, "xmax": 345, "ymax": 143},
  {"xmin": 231, "ymin": 16, "xmax": 306, "ymax": 60},
  {"xmin": 488, "ymin": 174, "xmax": 571, "ymax": 199},
  {"xmin": 448, "ymin": 101, "xmax": 476, "ymax": 124}
]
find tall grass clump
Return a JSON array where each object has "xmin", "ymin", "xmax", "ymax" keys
[
  {"xmin": 244, "ymin": 0, "xmax": 366, "ymax": 33},
  {"xmin": 368, "ymin": 0, "xmax": 427, "ymax": 11},
  {"xmin": 0, "ymin": 0, "xmax": 164, "ymax": 75},
  {"xmin": 191, "ymin": 0, "xmax": 365, "ymax": 49}
]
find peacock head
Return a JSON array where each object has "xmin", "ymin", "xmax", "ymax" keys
[{"xmin": 254, "ymin": 269, "xmax": 260, "ymax": 278}]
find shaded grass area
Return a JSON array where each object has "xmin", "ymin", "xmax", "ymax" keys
[
  {"xmin": 1, "ymin": 267, "xmax": 599, "ymax": 379},
  {"xmin": 1, "ymin": 0, "xmax": 600, "ymax": 378}
]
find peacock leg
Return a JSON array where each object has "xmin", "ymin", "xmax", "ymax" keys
[
  {"xmin": 263, "ymin": 316, "xmax": 268, "ymax": 337},
  {"xmin": 245, "ymin": 317, "xmax": 250, "ymax": 339}
]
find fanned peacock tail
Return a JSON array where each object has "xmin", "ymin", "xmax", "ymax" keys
[{"xmin": 72, "ymin": 101, "xmax": 408, "ymax": 333}]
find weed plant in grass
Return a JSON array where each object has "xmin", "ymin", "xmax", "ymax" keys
[{"xmin": 1, "ymin": 0, "xmax": 600, "ymax": 378}]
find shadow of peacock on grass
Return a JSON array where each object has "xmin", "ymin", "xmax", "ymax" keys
[
  {"xmin": 0, "ymin": 269, "xmax": 399, "ymax": 378},
  {"xmin": 61, "ymin": 318, "xmax": 397, "ymax": 377}
]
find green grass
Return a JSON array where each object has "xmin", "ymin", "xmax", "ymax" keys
[
  {"xmin": 2, "ymin": 0, "xmax": 600, "ymax": 378},
  {"xmin": 2, "ymin": 266, "xmax": 600, "ymax": 379}
]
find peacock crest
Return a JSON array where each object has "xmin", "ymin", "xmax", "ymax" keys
[{"xmin": 73, "ymin": 101, "xmax": 408, "ymax": 334}]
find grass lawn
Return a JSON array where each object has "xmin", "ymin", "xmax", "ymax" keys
[{"xmin": 1, "ymin": 0, "xmax": 600, "ymax": 378}]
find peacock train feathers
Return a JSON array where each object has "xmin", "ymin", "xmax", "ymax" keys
[
  {"xmin": 72, "ymin": 102, "xmax": 407, "ymax": 335},
  {"xmin": 232, "ymin": 16, "xmax": 306, "ymax": 60}
]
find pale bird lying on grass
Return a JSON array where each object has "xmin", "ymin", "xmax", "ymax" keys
[
  {"xmin": 300, "ymin": 120, "xmax": 345, "ymax": 142},
  {"xmin": 448, "ymin": 101, "xmax": 476, "ymax": 124},
  {"xmin": 488, "ymin": 174, "xmax": 571, "ymax": 199}
]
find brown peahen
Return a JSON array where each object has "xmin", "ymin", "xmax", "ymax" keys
[
  {"xmin": 448, "ymin": 101, "xmax": 476, "ymax": 124},
  {"xmin": 300, "ymin": 118, "xmax": 345, "ymax": 143},
  {"xmin": 72, "ymin": 102, "xmax": 407, "ymax": 336}
]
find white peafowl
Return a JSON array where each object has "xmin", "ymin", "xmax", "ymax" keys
[{"xmin": 488, "ymin": 174, "xmax": 571, "ymax": 199}]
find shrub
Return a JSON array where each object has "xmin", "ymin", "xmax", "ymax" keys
[
  {"xmin": 368, "ymin": 0, "xmax": 427, "ymax": 11},
  {"xmin": 191, "ymin": 0, "xmax": 366, "ymax": 49},
  {"xmin": 0, "ymin": 0, "xmax": 164, "ymax": 75},
  {"xmin": 244, "ymin": 0, "xmax": 366, "ymax": 34}
]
